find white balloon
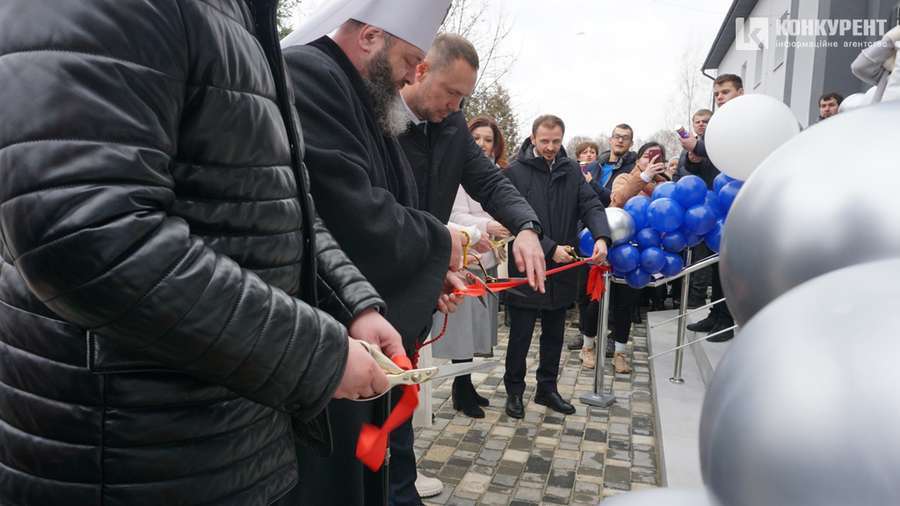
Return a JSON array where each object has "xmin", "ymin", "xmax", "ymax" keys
[
  {"xmin": 839, "ymin": 89, "xmax": 874, "ymax": 113},
  {"xmin": 704, "ymin": 94, "xmax": 800, "ymax": 181}
]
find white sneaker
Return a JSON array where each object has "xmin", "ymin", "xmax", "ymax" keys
[{"xmin": 415, "ymin": 473, "xmax": 444, "ymax": 498}]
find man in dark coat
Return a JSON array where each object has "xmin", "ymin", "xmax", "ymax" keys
[
  {"xmin": 396, "ymin": 32, "xmax": 546, "ymax": 499},
  {"xmin": 502, "ymin": 115, "xmax": 611, "ymax": 420},
  {"xmin": 282, "ymin": 7, "xmax": 467, "ymax": 506},
  {"xmin": 0, "ymin": 1, "xmax": 402, "ymax": 505},
  {"xmin": 398, "ymin": 35, "xmax": 542, "ymax": 243}
]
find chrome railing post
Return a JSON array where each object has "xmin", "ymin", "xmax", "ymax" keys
[
  {"xmin": 580, "ymin": 269, "xmax": 616, "ymax": 407},
  {"xmin": 669, "ymin": 250, "xmax": 693, "ymax": 384}
]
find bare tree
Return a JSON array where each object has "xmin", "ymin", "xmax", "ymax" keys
[
  {"xmin": 441, "ymin": 0, "xmax": 517, "ymax": 92},
  {"xmin": 666, "ymin": 46, "xmax": 713, "ymax": 130}
]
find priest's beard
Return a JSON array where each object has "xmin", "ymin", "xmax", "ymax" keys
[{"xmin": 364, "ymin": 49, "xmax": 409, "ymax": 137}]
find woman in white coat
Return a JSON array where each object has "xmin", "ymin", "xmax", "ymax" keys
[
  {"xmin": 848, "ymin": 25, "xmax": 900, "ymax": 108},
  {"xmin": 432, "ymin": 116, "xmax": 511, "ymax": 418}
]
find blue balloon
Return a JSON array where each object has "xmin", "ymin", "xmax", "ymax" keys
[
  {"xmin": 635, "ymin": 227, "xmax": 661, "ymax": 249},
  {"xmin": 661, "ymin": 231, "xmax": 687, "ymax": 253},
  {"xmin": 578, "ymin": 228, "xmax": 594, "ymax": 257},
  {"xmin": 647, "ymin": 197, "xmax": 685, "ymax": 233},
  {"xmin": 705, "ymin": 190, "xmax": 722, "ymax": 218},
  {"xmin": 612, "ymin": 267, "xmax": 633, "ymax": 278},
  {"xmin": 625, "ymin": 268, "xmax": 652, "ymax": 289},
  {"xmin": 661, "ymin": 252, "xmax": 684, "ymax": 277},
  {"xmin": 640, "ymin": 247, "xmax": 666, "ymax": 274},
  {"xmin": 682, "ymin": 205, "xmax": 718, "ymax": 236},
  {"xmin": 673, "ymin": 175, "xmax": 707, "ymax": 208},
  {"xmin": 713, "ymin": 172, "xmax": 736, "ymax": 193},
  {"xmin": 706, "ymin": 220, "xmax": 724, "ymax": 253},
  {"xmin": 651, "ymin": 181, "xmax": 676, "ymax": 200},
  {"xmin": 685, "ymin": 232, "xmax": 704, "ymax": 248},
  {"xmin": 624, "ymin": 195, "xmax": 651, "ymax": 230},
  {"xmin": 717, "ymin": 180, "xmax": 744, "ymax": 218},
  {"xmin": 609, "ymin": 244, "xmax": 640, "ymax": 273}
]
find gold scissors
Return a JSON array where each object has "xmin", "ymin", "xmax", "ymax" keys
[{"xmin": 353, "ymin": 341, "xmax": 499, "ymax": 401}]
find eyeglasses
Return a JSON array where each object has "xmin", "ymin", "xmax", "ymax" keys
[{"xmin": 611, "ymin": 134, "xmax": 633, "ymax": 142}]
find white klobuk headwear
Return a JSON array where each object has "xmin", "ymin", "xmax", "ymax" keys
[{"xmin": 282, "ymin": 0, "xmax": 452, "ymax": 53}]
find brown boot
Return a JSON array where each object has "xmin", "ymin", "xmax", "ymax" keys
[{"xmin": 614, "ymin": 352, "xmax": 632, "ymax": 374}]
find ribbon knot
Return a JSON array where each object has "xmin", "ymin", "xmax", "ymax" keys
[{"xmin": 355, "ymin": 355, "xmax": 419, "ymax": 471}]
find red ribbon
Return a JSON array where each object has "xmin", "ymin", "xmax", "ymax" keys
[
  {"xmin": 452, "ymin": 259, "xmax": 591, "ymax": 298},
  {"xmin": 586, "ymin": 264, "xmax": 611, "ymax": 301},
  {"xmin": 356, "ymin": 354, "xmax": 419, "ymax": 472}
]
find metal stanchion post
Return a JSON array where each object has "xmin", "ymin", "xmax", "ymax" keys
[
  {"xmin": 580, "ymin": 270, "xmax": 616, "ymax": 407},
  {"xmin": 670, "ymin": 249, "xmax": 693, "ymax": 384}
]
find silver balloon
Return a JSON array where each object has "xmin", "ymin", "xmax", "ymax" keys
[
  {"xmin": 603, "ymin": 487, "xmax": 719, "ymax": 505},
  {"xmin": 605, "ymin": 207, "xmax": 635, "ymax": 245},
  {"xmin": 720, "ymin": 100, "xmax": 900, "ymax": 326},
  {"xmin": 700, "ymin": 259, "xmax": 900, "ymax": 506}
]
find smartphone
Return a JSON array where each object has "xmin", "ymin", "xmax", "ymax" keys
[
  {"xmin": 645, "ymin": 147, "xmax": 663, "ymax": 162},
  {"xmin": 676, "ymin": 126, "xmax": 690, "ymax": 139}
]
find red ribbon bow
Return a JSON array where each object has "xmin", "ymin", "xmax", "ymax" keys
[
  {"xmin": 586, "ymin": 264, "xmax": 611, "ymax": 301},
  {"xmin": 355, "ymin": 354, "xmax": 419, "ymax": 472}
]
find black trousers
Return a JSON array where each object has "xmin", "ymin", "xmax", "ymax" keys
[
  {"xmin": 611, "ymin": 283, "xmax": 640, "ymax": 344},
  {"xmin": 576, "ymin": 266, "xmax": 598, "ymax": 338},
  {"xmin": 710, "ymin": 265, "xmax": 734, "ymax": 322},
  {"xmin": 504, "ymin": 306, "xmax": 567, "ymax": 396}
]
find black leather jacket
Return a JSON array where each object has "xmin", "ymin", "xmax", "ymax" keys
[{"xmin": 0, "ymin": 1, "xmax": 382, "ymax": 504}]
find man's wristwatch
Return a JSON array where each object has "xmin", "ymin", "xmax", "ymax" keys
[{"xmin": 518, "ymin": 221, "xmax": 543, "ymax": 238}]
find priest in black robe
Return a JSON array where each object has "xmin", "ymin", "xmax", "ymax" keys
[{"xmin": 281, "ymin": 2, "xmax": 465, "ymax": 505}]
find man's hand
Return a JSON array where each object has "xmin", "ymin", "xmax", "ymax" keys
[
  {"xmin": 552, "ymin": 246, "xmax": 576, "ymax": 264},
  {"xmin": 512, "ymin": 230, "xmax": 546, "ymax": 294},
  {"xmin": 680, "ymin": 135, "xmax": 698, "ymax": 153},
  {"xmin": 589, "ymin": 240, "xmax": 609, "ymax": 265},
  {"xmin": 583, "ymin": 171, "xmax": 593, "ymax": 183},
  {"xmin": 447, "ymin": 226, "xmax": 465, "ymax": 271},
  {"xmin": 437, "ymin": 271, "xmax": 468, "ymax": 314},
  {"xmin": 333, "ymin": 338, "xmax": 390, "ymax": 400},
  {"xmin": 487, "ymin": 220, "xmax": 511, "ymax": 239},
  {"xmin": 348, "ymin": 307, "xmax": 404, "ymax": 358}
]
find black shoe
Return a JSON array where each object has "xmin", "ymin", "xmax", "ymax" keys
[
  {"xmin": 605, "ymin": 337, "xmax": 616, "ymax": 358},
  {"xmin": 534, "ymin": 391, "xmax": 576, "ymax": 415},
  {"xmin": 567, "ymin": 336, "xmax": 584, "ymax": 351},
  {"xmin": 505, "ymin": 394, "xmax": 525, "ymax": 419},
  {"xmin": 452, "ymin": 376, "xmax": 485, "ymax": 419},
  {"xmin": 707, "ymin": 318, "xmax": 735, "ymax": 342},
  {"xmin": 471, "ymin": 383, "xmax": 490, "ymax": 407},
  {"xmin": 687, "ymin": 314, "xmax": 716, "ymax": 332}
]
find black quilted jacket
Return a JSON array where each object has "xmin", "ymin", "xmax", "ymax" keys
[{"xmin": 0, "ymin": 1, "xmax": 384, "ymax": 504}]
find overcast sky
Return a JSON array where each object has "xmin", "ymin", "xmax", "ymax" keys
[{"xmin": 292, "ymin": 0, "xmax": 733, "ymax": 142}]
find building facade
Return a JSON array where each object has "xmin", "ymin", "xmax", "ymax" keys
[{"xmin": 703, "ymin": 0, "xmax": 900, "ymax": 126}]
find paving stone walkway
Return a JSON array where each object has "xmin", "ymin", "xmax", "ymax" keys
[{"xmin": 414, "ymin": 312, "xmax": 661, "ymax": 505}]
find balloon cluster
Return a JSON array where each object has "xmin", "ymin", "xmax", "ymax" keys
[{"xmin": 598, "ymin": 174, "xmax": 741, "ymax": 289}]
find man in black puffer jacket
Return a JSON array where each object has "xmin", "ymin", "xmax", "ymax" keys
[
  {"xmin": 502, "ymin": 115, "xmax": 611, "ymax": 420},
  {"xmin": 0, "ymin": 1, "xmax": 402, "ymax": 505}
]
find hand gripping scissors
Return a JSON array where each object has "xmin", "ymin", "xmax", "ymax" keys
[{"xmin": 354, "ymin": 341, "xmax": 499, "ymax": 401}]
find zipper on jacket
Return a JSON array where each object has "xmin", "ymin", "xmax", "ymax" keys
[{"xmin": 250, "ymin": 0, "xmax": 317, "ymax": 304}]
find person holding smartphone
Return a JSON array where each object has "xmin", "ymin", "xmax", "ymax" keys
[{"xmin": 609, "ymin": 142, "xmax": 669, "ymax": 208}]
